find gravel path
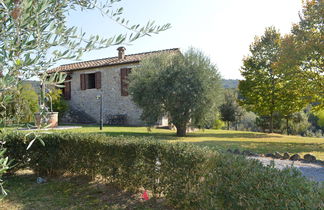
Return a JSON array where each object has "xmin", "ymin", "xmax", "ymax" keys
[{"xmin": 248, "ymin": 157, "xmax": 324, "ymax": 182}]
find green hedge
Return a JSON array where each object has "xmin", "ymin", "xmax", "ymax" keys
[{"xmin": 2, "ymin": 132, "xmax": 324, "ymax": 209}]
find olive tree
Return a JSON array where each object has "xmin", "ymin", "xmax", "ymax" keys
[{"xmin": 129, "ymin": 48, "xmax": 223, "ymax": 136}]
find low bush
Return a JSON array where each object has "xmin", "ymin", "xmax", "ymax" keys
[
  {"xmin": 202, "ymin": 154, "xmax": 324, "ymax": 209},
  {"xmin": 2, "ymin": 132, "xmax": 324, "ymax": 209}
]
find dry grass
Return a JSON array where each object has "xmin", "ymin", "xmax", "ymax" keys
[{"xmin": 0, "ymin": 170, "xmax": 171, "ymax": 210}]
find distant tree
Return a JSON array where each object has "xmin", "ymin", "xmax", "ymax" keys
[
  {"xmin": 314, "ymin": 109, "xmax": 324, "ymax": 127},
  {"xmin": 0, "ymin": 83, "xmax": 38, "ymax": 124},
  {"xmin": 239, "ymin": 27, "xmax": 282, "ymax": 133},
  {"xmin": 129, "ymin": 48, "xmax": 223, "ymax": 136},
  {"xmin": 255, "ymin": 113, "xmax": 282, "ymax": 133},
  {"xmin": 219, "ymin": 103, "xmax": 235, "ymax": 130},
  {"xmin": 285, "ymin": 111, "xmax": 311, "ymax": 136},
  {"xmin": 237, "ymin": 111, "xmax": 258, "ymax": 131},
  {"xmin": 213, "ymin": 111, "xmax": 225, "ymax": 129},
  {"xmin": 219, "ymin": 90, "xmax": 244, "ymax": 130}
]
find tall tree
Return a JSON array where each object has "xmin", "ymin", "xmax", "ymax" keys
[
  {"xmin": 292, "ymin": 0, "xmax": 323, "ymax": 81},
  {"xmin": 239, "ymin": 27, "xmax": 282, "ymax": 133},
  {"xmin": 272, "ymin": 35, "xmax": 311, "ymax": 134},
  {"xmin": 295, "ymin": 0, "xmax": 324, "ymax": 109},
  {"xmin": 271, "ymin": 0, "xmax": 323, "ymax": 132},
  {"xmin": 275, "ymin": 0, "xmax": 324, "ymax": 110},
  {"xmin": 129, "ymin": 48, "xmax": 223, "ymax": 136}
]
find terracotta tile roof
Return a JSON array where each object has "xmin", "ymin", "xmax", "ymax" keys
[{"xmin": 48, "ymin": 48, "xmax": 180, "ymax": 73}]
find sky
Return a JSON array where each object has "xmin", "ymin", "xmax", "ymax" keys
[{"xmin": 64, "ymin": 0, "xmax": 304, "ymax": 79}]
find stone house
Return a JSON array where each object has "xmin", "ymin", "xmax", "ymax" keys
[{"xmin": 49, "ymin": 47, "xmax": 180, "ymax": 126}]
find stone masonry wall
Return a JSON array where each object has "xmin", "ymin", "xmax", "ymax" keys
[{"xmin": 68, "ymin": 64, "xmax": 144, "ymax": 126}]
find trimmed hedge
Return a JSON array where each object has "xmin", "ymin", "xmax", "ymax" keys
[{"xmin": 2, "ymin": 132, "xmax": 324, "ymax": 209}]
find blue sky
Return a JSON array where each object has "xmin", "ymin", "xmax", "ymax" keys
[{"xmin": 65, "ymin": 0, "xmax": 303, "ymax": 79}]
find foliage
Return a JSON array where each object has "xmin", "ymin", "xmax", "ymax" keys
[
  {"xmin": 314, "ymin": 109, "xmax": 324, "ymax": 127},
  {"xmin": 3, "ymin": 132, "xmax": 324, "ymax": 209},
  {"xmin": 0, "ymin": 0, "xmax": 170, "ymax": 79},
  {"xmin": 255, "ymin": 113, "xmax": 282, "ymax": 133},
  {"xmin": 47, "ymin": 87, "xmax": 68, "ymax": 117},
  {"xmin": 239, "ymin": 27, "xmax": 282, "ymax": 133},
  {"xmin": 0, "ymin": 75, "xmax": 18, "ymax": 126},
  {"xmin": 219, "ymin": 90, "xmax": 244, "ymax": 130},
  {"xmin": 202, "ymin": 153, "xmax": 324, "ymax": 209},
  {"xmin": 274, "ymin": 0, "xmax": 323, "ymax": 111},
  {"xmin": 4, "ymin": 132, "xmax": 217, "ymax": 209},
  {"xmin": 291, "ymin": 0, "xmax": 324, "ymax": 109},
  {"xmin": 240, "ymin": 0, "xmax": 323, "ymax": 133},
  {"xmin": 129, "ymin": 48, "xmax": 223, "ymax": 136},
  {"xmin": 284, "ymin": 111, "xmax": 311, "ymax": 136},
  {"xmin": 0, "ymin": 146, "xmax": 10, "ymax": 198},
  {"xmin": 213, "ymin": 111, "xmax": 225, "ymax": 129},
  {"xmin": 0, "ymin": 83, "xmax": 38, "ymax": 125},
  {"xmin": 222, "ymin": 79, "xmax": 239, "ymax": 89},
  {"xmin": 236, "ymin": 111, "xmax": 258, "ymax": 131}
]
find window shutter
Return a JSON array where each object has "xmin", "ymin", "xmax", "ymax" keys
[
  {"xmin": 80, "ymin": 74, "xmax": 86, "ymax": 90},
  {"xmin": 95, "ymin": 72, "xmax": 101, "ymax": 89},
  {"xmin": 64, "ymin": 81, "xmax": 71, "ymax": 100},
  {"xmin": 120, "ymin": 68, "xmax": 131, "ymax": 96}
]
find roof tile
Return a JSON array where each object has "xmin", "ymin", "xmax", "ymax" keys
[{"xmin": 48, "ymin": 48, "xmax": 180, "ymax": 73}]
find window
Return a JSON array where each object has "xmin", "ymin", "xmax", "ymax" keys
[
  {"xmin": 120, "ymin": 68, "xmax": 131, "ymax": 96},
  {"xmin": 62, "ymin": 81, "xmax": 71, "ymax": 100},
  {"xmin": 87, "ymin": 73, "xmax": 96, "ymax": 89},
  {"xmin": 62, "ymin": 74, "xmax": 72, "ymax": 100},
  {"xmin": 80, "ymin": 72, "xmax": 101, "ymax": 90}
]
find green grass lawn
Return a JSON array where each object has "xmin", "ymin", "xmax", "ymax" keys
[{"xmin": 48, "ymin": 125, "xmax": 324, "ymax": 160}]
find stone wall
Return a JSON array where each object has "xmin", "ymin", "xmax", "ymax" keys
[{"xmin": 67, "ymin": 64, "xmax": 149, "ymax": 126}]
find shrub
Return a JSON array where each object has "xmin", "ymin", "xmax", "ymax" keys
[
  {"xmin": 48, "ymin": 88, "xmax": 69, "ymax": 117},
  {"xmin": 202, "ymin": 154, "xmax": 324, "ymax": 209},
  {"xmin": 0, "ymin": 83, "xmax": 39, "ymax": 125},
  {"xmin": 2, "ymin": 132, "xmax": 323, "ymax": 209}
]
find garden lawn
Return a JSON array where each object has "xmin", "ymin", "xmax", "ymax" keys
[{"xmin": 48, "ymin": 125, "xmax": 324, "ymax": 160}]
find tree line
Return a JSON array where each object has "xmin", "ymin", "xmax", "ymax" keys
[{"xmin": 237, "ymin": 0, "xmax": 323, "ymax": 134}]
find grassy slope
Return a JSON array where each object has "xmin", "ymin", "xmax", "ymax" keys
[{"xmin": 50, "ymin": 126, "xmax": 324, "ymax": 160}]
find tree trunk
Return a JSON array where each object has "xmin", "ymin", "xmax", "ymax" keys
[
  {"xmin": 269, "ymin": 113, "xmax": 274, "ymax": 133},
  {"xmin": 176, "ymin": 124, "xmax": 187, "ymax": 137},
  {"xmin": 227, "ymin": 121, "xmax": 230, "ymax": 130}
]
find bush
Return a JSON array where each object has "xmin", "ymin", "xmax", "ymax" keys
[
  {"xmin": 48, "ymin": 88, "xmax": 69, "ymax": 117},
  {"xmin": 2, "ymin": 132, "xmax": 323, "ymax": 209},
  {"xmin": 0, "ymin": 83, "xmax": 39, "ymax": 125},
  {"xmin": 203, "ymin": 154, "xmax": 324, "ymax": 209}
]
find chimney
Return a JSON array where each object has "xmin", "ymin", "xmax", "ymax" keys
[{"xmin": 117, "ymin": 47, "xmax": 126, "ymax": 59}]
